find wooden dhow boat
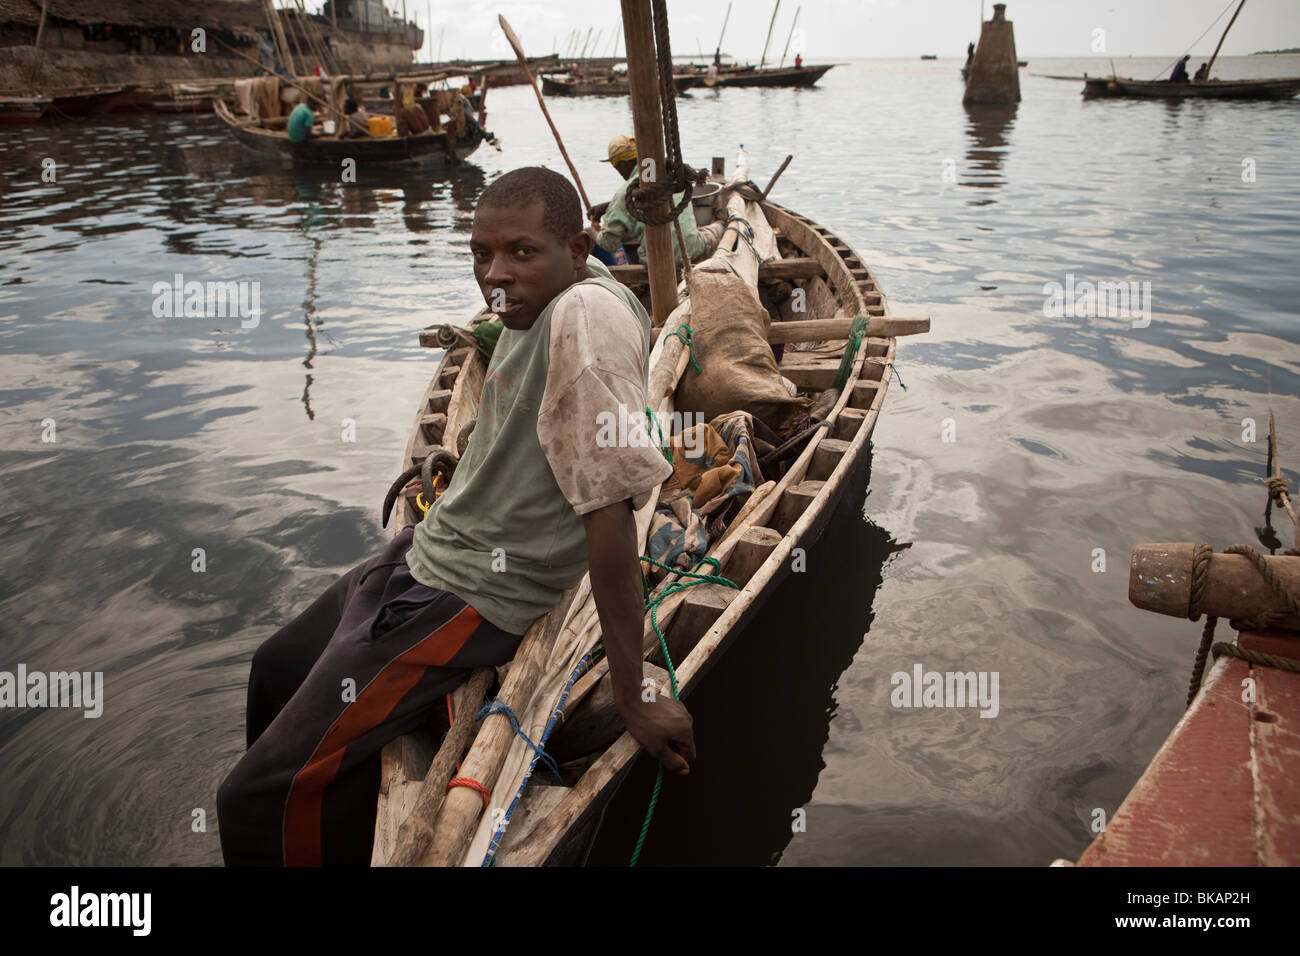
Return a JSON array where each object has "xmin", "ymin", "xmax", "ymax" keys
[
  {"xmin": 369, "ymin": 157, "xmax": 928, "ymax": 867},
  {"xmin": 213, "ymin": 96, "xmax": 488, "ymax": 167},
  {"xmin": 541, "ymin": 73, "xmax": 699, "ymax": 96},
  {"xmin": 1082, "ymin": 76, "xmax": 1300, "ymax": 100},
  {"xmin": 704, "ymin": 64, "xmax": 835, "ymax": 88}
]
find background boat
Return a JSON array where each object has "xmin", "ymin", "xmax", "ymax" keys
[
  {"xmin": 213, "ymin": 97, "xmax": 486, "ymax": 167},
  {"xmin": 1082, "ymin": 76, "xmax": 1300, "ymax": 99},
  {"xmin": 541, "ymin": 73, "xmax": 699, "ymax": 96}
]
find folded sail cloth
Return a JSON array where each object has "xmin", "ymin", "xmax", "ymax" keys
[
  {"xmin": 647, "ymin": 411, "xmax": 763, "ymax": 579},
  {"xmin": 234, "ymin": 77, "xmax": 257, "ymax": 117}
]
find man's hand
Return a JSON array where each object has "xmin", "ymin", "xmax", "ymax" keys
[
  {"xmin": 616, "ymin": 688, "xmax": 694, "ymax": 775},
  {"xmin": 582, "ymin": 500, "xmax": 696, "ymax": 775},
  {"xmin": 587, "ymin": 201, "xmax": 610, "ymax": 225}
]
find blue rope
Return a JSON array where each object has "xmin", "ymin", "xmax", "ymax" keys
[
  {"xmin": 477, "ymin": 652, "xmax": 594, "ymax": 867},
  {"xmin": 866, "ymin": 360, "xmax": 908, "ymax": 390},
  {"xmin": 476, "ymin": 698, "xmax": 563, "ymax": 784}
]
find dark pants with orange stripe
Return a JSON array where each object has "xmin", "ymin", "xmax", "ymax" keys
[{"xmin": 216, "ymin": 526, "xmax": 523, "ymax": 866}]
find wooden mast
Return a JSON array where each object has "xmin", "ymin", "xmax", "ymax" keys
[
  {"xmin": 621, "ymin": 0, "xmax": 678, "ymax": 326},
  {"xmin": 779, "ymin": 5, "xmax": 800, "ymax": 68},
  {"xmin": 759, "ymin": 0, "xmax": 781, "ymax": 70},
  {"xmin": 714, "ymin": 1, "xmax": 731, "ymax": 61},
  {"xmin": 264, "ymin": 0, "xmax": 299, "ymax": 76},
  {"xmin": 1205, "ymin": 0, "xmax": 1247, "ymax": 78}
]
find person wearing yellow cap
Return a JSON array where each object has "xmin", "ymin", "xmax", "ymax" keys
[{"xmin": 586, "ymin": 134, "xmax": 724, "ymax": 267}]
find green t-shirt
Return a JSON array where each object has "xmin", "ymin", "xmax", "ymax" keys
[
  {"xmin": 596, "ymin": 169, "xmax": 710, "ymax": 265},
  {"xmin": 405, "ymin": 259, "xmax": 654, "ymax": 634},
  {"xmin": 287, "ymin": 103, "xmax": 314, "ymax": 143}
]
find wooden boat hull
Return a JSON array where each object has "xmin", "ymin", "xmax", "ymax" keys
[
  {"xmin": 1073, "ymin": 627, "xmax": 1300, "ymax": 865},
  {"xmin": 710, "ymin": 65, "xmax": 834, "ymax": 88},
  {"xmin": 372, "ymin": 192, "xmax": 901, "ymax": 867},
  {"xmin": 1083, "ymin": 76, "xmax": 1300, "ymax": 99},
  {"xmin": 0, "ymin": 97, "xmax": 50, "ymax": 125},
  {"xmin": 44, "ymin": 87, "xmax": 129, "ymax": 117},
  {"xmin": 213, "ymin": 98, "xmax": 483, "ymax": 167},
  {"xmin": 541, "ymin": 74, "xmax": 699, "ymax": 96}
]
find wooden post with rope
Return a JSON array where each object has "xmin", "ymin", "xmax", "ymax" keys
[{"xmin": 621, "ymin": 0, "xmax": 678, "ymax": 326}]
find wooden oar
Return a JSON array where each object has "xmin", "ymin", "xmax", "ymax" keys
[{"xmin": 498, "ymin": 14, "xmax": 592, "ymax": 211}]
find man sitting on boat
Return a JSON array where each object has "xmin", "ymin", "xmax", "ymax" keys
[
  {"xmin": 217, "ymin": 166, "xmax": 693, "ymax": 866},
  {"xmin": 1194, "ymin": 61, "xmax": 1210, "ymax": 82},
  {"xmin": 1170, "ymin": 55, "xmax": 1191, "ymax": 82},
  {"xmin": 339, "ymin": 98, "xmax": 371, "ymax": 139},
  {"xmin": 588, "ymin": 134, "xmax": 725, "ymax": 268}
]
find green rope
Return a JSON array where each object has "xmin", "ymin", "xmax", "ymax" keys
[
  {"xmin": 629, "ymin": 555, "xmax": 739, "ymax": 866},
  {"xmin": 645, "ymin": 406, "xmax": 673, "ymax": 464},
  {"xmin": 471, "ymin": 319, "xmax": 503, "ymax": 358},
  {"xmin": 664, "ymin": 323, "xmax": 702, "ymax": 375},
  {"xmin": 831, "ymin": 314, "xmax": 871, "ymax": 392}
]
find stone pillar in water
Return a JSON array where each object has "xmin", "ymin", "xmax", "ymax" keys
[{"xmin": 963, "ymin": 3, "xmax": 1020, "ymax": 105}]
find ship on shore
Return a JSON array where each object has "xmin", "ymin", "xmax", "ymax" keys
[{"xmin": 0, "ymin": 0, "xmax": 423, "ymax": 93}]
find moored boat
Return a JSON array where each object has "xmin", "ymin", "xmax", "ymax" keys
[
  {"xmin": 706, "ymin": 64, "xmax": 834, "ymax": 87},
  {"xmin": 213, "ymin": 95, "xmax": 487, "ymax": 167},
  {"xmin": 369, "ymin": 159, "xmax": 928, "ymax": 867},
  {"xmin": 0, "ymin": 95, "xmax": 49, "ymax": 125},
  {"xmin": 1082, "ymin": 76, "xmax": 1300, "ymax": 99},
  {"xmin": 541, "ymin": 73, "xmax": 699, "ymax": 96}
]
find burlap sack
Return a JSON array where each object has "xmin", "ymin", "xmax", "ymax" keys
[{"xmin": 674, "ymin": 269, "xmax": 809, "ymax": 434}]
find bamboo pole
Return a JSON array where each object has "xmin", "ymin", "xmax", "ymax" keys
[
  {"xmin": 1206, "ymin": 0, "xmax": 1247, "ymax": 77},
  {"xmin": 264, "ymin": 0, "xmax": 299, "ymax": 76},
  {"xmin": 621, "ymin": 0, "xmax": 678, "ymax": 326},
  {"xmin": 419, "ymin": 587, "xmax": 580, "ymax": 865},
  {"xmin": 497, "ymin": 15, "xmax": 591, "ymax": 211},
  {"xmin": 381, "ymin": 668, "xmax": 494, "ymax": 866},
  {"xmin": 759, "ymin": 0, "xmax": 781, "ymax": 70},
  {"xmin": 779, "ymin": 5, "xmax": 800, "ymax": 69}
]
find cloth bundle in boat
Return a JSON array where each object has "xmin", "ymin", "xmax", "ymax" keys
[
  {"xmin": 234, "ymin": 78, "xmax": 257, "ymax": 118},
  {"xmin": 646, "ymin": 411, "xmax": 763, "ymax": 581},
  {"xmin": 253, "ymin": 76, "xmax": 281, "ymax": 120},
  {"xmin": 674, "ymin": 268, "xmax": 809, "ymax": 436}
]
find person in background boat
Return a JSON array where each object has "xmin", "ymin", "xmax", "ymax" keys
[
  {"xmin": 1170, "ymin": 55, "xmax": 1191, "ymax": 83},
  {"xmin": 1193, "ymin": 62, "xmax": 1210, "ymax": 82},
  {"xmin": 286, "ymin": 101, "xmax": 314, "ymax": 144},
  {"xmin": 588, "ymin": 134, "xmax": 724, "ymax": 268},
  {"xmin": 795, "ymin": 54, "xmax": 803, "ymax": 69},
  {"xmin": 966, "ymin": 42, "xmax": 975, "ymax": 67},
  {"xmin": 396, "ymin": 102, "xmax": 431, "ymax": 137},
  {"xmin": 216, "ymin": 166, "xmax": 692, "ymax": 867},
  {"xmin": 339, "ymin": 98, "xmax": 370, "ymax": 139}
]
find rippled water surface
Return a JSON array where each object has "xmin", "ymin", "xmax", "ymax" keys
[{"xmin": 1, "ymin": 57, "xmax": 1297, "ymax": 866}]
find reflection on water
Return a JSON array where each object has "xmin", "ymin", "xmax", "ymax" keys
[
  {"xmin": 1, "ymin": 58, "xmax": 1298, "ymax": 866},
  {"xmin": 962, "ymin": 103, "xmax": 1017, "ymax": 202}
]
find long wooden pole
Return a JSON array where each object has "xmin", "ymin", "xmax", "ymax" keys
[
  {"xmin": 759, "ymin": 0, "xmax": 781, "ymax": 70},
  {"xmin": 779, "ymin": 6, "xmax": 800, "ymax": 69},
  {"xmin": 621, "ymin": 0, "xmax": 678, "ymax": 326},
  {"xmin": 497, "ymin": 15, "xmax": 592, "ymax": 211},
  {"xmin": 1205, "ymin": 0, "xmax": 1247, "ymax": 77},
  {"xmin": 714, "ymin": 1, "xmax": 732, "ymax": 59},
  {"xmin": 264, "ymin": 0, "xmax": 299, "ymax": 76},
  {"xmin": 28, "ymin": 0, "xmax": 49, "ymax": 90}
]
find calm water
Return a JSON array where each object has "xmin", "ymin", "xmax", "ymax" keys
[{"xmin": 1, "ymin": 57, "xmax": 1297, "ymax": 866}]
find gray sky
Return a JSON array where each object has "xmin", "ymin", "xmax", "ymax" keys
[{"xmin": 315, "ymin": 1, "xmax": 1300, "ymax": 60}]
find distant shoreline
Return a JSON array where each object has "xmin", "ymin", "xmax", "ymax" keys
[{"xmin": 1253, "ymin": 48, "xmax": 1300, "ymax": 55}]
